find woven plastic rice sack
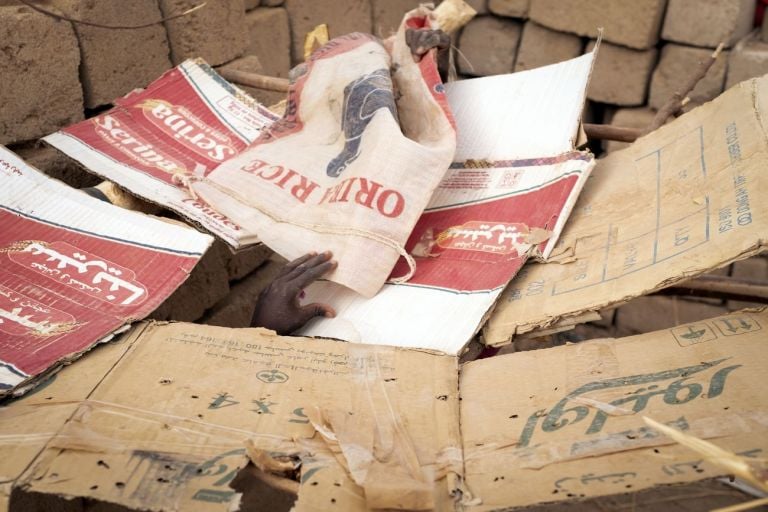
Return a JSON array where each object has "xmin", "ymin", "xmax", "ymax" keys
[{"xmin": 192, "ymin": 6, "xmax": 456, "ymax": 297}]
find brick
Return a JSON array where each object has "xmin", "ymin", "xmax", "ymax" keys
[
  {"xmin": 226, "ymin": 244, "xmax": 274, "ymax": 281},
  {"xmin": 216, "ymin": 56, "xmax": 287, "ymax": 106},
  {"xmin": 727, "ymin": 255, "xmax": 766, "ymax": 308},
  {"xmin": 726, "ymin": 30, "xmax": 768, "ymax": 89},
  {"xmin": 662, "ymin": 0, "xmax": 756, "ymax": 48},
  {"xmin": 245, "ymin": 0, "xmax": 260, "ymax": 9},
  {"xmin": 614, "ymin": 296, "xmax": 728, "ymax": 334},
  {"xmin": 285, "ymin": 0, "xmax": 372, "ymax": 64},
  {"xmin": 603, "ymin": 107, "xmax": 656, "ymax": 153},
  {"xmin": 0, "ymin": 6, "xmax": 83, "ymax": 145},
  {"xmin": 371, "ymin": 0, "xmax": 422, "ymax": 38},
  {"xmin": 514, "ymin": 21, "xmax": 582, "ymax": 72},
  {"xmin": 150, "ymin": 241, "xmax": 231, "ymax": 322},
  {"xmin": 458, "ymin": 16, "xmax": 522, "ymax": 76},
  {"xmin": 262, "ymin": 0, "xmax": 284, "ymax": 5},
  {"xmin": 568, "ymin": 323, "xmax": 615, "ymax": 341},
  {"xmin": 648, "ymin": 44, "xmax": 728, "ymax": 110},
  {"xmin": 245, "ymin": 7, "xmax": 291, "ymax": 77},
  {"xmin": 510, "ymin": 334, "xmax": 560, "ymax": 352},
  {"xmin": 591, "ymin": 308, "xmax": 616, "ymax": 328},
  {"xmin": 202, "ymin": 259, "xmax": 284, "ymax": 328},
  {"xmin": 10, "ymin": 143, "xmax": 101, "ymax": 188},
  {"xmin": 49, "ymin": 0, "xmax": 172, "ymax": 109},
  {"xmin": 585, "ymin": 40, "xmax": 657, "ymax": 106},
  {"xmin": 763, "ymin": 10, "xmax": 768, "ymax": 43},
  {"xmin": 529, "ymin": 0, "xmax": 667, "ymax": 50},
  {"xmin": 465, "ymin": 0, "xmax": 488, "ymax": 15},
  {"xmin": 160, "ymin": 0, "xmax": 247, "ymax": 66},
  {"xmin": 699, "ymin": 264, "xmax": 731, "ymax": 277},
  {"xmin": 488, "ymin": 0, "xmax": 529, "ymax": 18},
  {"xmin": 727, "ymin": 254, "xmax": 766, "ymax": 307},
  {"xmin": 731, "ymin": 255, "xmax": 768, "ymax": 279}
]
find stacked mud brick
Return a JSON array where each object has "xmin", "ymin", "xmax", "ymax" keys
[
  {"xmin": 1, "ymin": 0, "xmax": 765, "ymax": 332},
  {"xmin": 456, "ymin": 0, "xmax": 768, "ymax": 153}
]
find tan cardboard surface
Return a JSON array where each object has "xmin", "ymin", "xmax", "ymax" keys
[
  {"xmin": 5, "ymin": 310, "xmax": 767, "ymax": 510},
  {"xmin": 0, "ymin": 329, "xmax": 140, "ymax": 509},
  {"xmin": 484, "ymin": 75, "xmax": 768, "ymax": 345},
  {"xmin": 462, "ymin": 308, "xmax": 768, "ymax": 510},
  {"xmin": 15, "ymin": 322, "xmax": 460, "ymax": 511}
]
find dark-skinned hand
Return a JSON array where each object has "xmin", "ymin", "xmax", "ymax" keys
[
  {"xmin": 250, "ymin": 251, "xmax": 337, "ymax": 335},
  {"xmin": 405, "ymin": 28, "xmax": 451, "ymax": 62}
]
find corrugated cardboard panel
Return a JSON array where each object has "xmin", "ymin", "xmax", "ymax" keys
[
  {"xmin": 485, "ymin": 76, "xmax": 768, "ymax": 345},
  {"xmin": 6, "ymin": 312, "xmax": 766, "ymax": 510},
  {"xmin": 44, "ymin": 60, "xmax": 274, "ymax": 248},
  {"xmin": 16, "ymin": 322, "xmax": 460, "ymax": 511},
  {"xmin": 462, "ymin": 308, "xmax": 768, "ymax": 510},
  {"xmin": 0, "ymin": 325, "xmax": 144, "ymax": 510},
  {"xmin": 0, "ymin": 147, "xmax": 212, "ymax": 395}
]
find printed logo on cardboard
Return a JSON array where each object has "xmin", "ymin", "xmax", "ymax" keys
[
  {"xmin": 138, "ymin": 99, "xmax": 238, "ymax": 163},
  {"xmin": 6, "ymin": 240, "xmax": 147, "ymax": 306},
  {"xmin": 0, "ymin": 284, "xmax": 77, "ymax": 337},
  {"xmin": 435, "ymin": 221, "xmax": 531, "ymax": 255},
  {"xmin": 92, "ymin": 115, "xmax": 187, "ymax": 175}
]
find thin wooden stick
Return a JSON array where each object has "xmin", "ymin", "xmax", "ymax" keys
[
  {"xmin": 217, "ymin": 68, "xmax": 290, "ymax": 93},
  {"xmin": 583, "ymin": 123, "xmax": 641, "ymax": 143},
  {"xmin": 655, "ymin": 274, "xmax": 768, "ymax": 304},
  {"xmin": 642, "ymin": 43, "xmax": 725, "ymax": 135}
]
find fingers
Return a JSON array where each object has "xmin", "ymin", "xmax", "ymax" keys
[
  {"xmin": 297, "ymin": 302, "xmax": 336, "ymax": 326},
  {"xmin": 276, "ymin": 251, "xmax": 317, "ymax": 278},
  {"xmin": 281, "ymin": 251, "xmax": 331, "ymax": 282},
  {"xmin": 286, "ymin": 251, "xmax": 317, "ymax": 268},
  {"xmin": 289, "ymin": 257, "xmax": 337, "ymax": 291}
]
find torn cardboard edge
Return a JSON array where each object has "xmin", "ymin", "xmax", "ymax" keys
[
  {"xmin": 0, "ymin": 147, "xmax": 212, "ymax": 397},
  {"xmin": 43, "ymin": 59, "xmax": 274, "ymax": 249},
  {"xmin": 492, "ymin": 246, "xmax": 767, "ymax": 346},
  {"xmin": 483, "ymin": 74, "xmax": 768, "ymax": 346},
  {"xmin": 3, "ymin": 307, "xmax": 766, "ymax": 511}
]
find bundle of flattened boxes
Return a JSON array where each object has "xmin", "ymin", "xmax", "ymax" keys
[{"xmin": 1, "ymin": 0, "xmax": 767, "ymax": 330}]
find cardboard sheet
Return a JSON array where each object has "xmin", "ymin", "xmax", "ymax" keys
[
  {"xmin": 0, "ymin": 147, "xmax": 212, "ymax": 395},
  {"xmin": 485, "ymin": 75, "xmax": 768, "ymax": 345},
  {"xmin": 461, "ymin": 308, "xmax": 768, "ymax": 510},
  {"xmin": 10, "ymin": 322, "xmax": 460, "ymax": 512},
  {"xmin": 297, "ymin": 53, "xmax": 597, "ymax": 354},
  {"xmin": 5, "ymin": 310, "xmax": 766, "ymax": 511},
  {"xmin": 0, "ymin": 331, "xmax": 139, "ymax": 509},
  {"xmin": 44, "ymin": 60, "xmax": 277, "ymax": 248}
]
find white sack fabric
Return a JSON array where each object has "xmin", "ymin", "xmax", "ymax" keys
[{"xmin": 193, "ymin": 7, "xmax": 457, "ymax": 297}]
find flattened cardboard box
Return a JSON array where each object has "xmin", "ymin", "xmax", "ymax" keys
[
  {"xmin": 4, "ymin": 309, "xmax": 766, "ymax": 510},
  {"xmin": 461, "ymin": 309, "xmax": 768, "ymax": 510},
  {"xmin": 485, "ymin": 74, "xmax": 768, "ymax": 345},
  {"xmin": 4, "ymin": 322, "xmax": 460, "ymax": 512},
  {"xmin": 0, "ymin": 330, "xmax": 137, "ymax": 510},
  {"xmin": 0, "ymin": 147, "xmax": 211, "ymax": 396}
]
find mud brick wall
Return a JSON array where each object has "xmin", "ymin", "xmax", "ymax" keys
[
  {"xmin": 1, "ymin": 0, "xmax": 767, "ymax": 330},
  {"xmin": 458, "ymin": 0, "xmax": 768, "ymax": 154},
  {"xmin": 5, "ymin": 0, "xmax": 768, "ymax": 148}
]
